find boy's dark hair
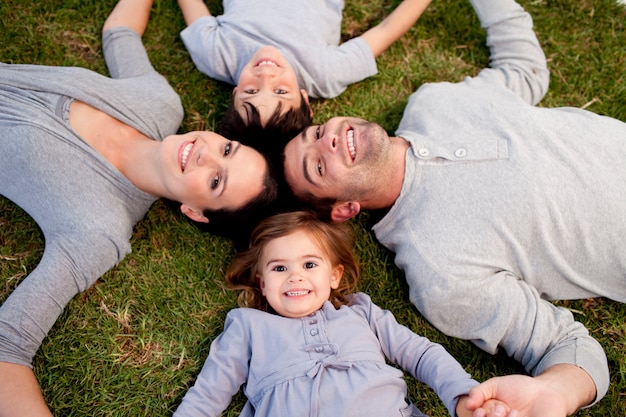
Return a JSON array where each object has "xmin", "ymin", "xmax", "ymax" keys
[{"xmin": 218, "ymin": 94, "xmax": 313, "ymax": 169}]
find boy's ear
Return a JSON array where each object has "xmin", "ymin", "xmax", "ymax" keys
[
  {"xmin": 300, "ymin": 89, "xmax": 313, "ymax": 117},
  {"xmin": 180, "ymin": 204, "xmax": 209, "ymax": 224},
  {"xmin": 330, "ymin": 202, "xmax": 360, "ymax": 222}
]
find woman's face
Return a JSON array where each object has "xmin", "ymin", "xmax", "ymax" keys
[{"xmin": 160, "ymin": 130, "xmax": 269, "ymax": 221}]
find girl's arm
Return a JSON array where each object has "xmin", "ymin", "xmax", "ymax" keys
[
  {"xmin": 360, "ymin": 0, "xmax": 432, "ymax": 57},
  {"xmin": 177, "ymin": 0, "xmax": 211, "ymax": 26}
]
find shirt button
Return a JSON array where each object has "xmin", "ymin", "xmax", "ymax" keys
[
  {"xmin": 310, "ymin": 328, "xmax": 319, "ymax": 336},
  {"xmin": 454, "ymin": 147, "xmax": 467, "ymax": 158},
  {"xmin": 417, "ymin": 148, "xmax": 430, "ymax": 157}
]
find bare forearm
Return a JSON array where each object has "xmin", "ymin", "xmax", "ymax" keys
[
  {"xmin": 537, "ymin": 364, "xmax": 596, "ymax": 415},
  {"xmin": 0, "ymin": 362, "xmax": 53, "ymax": 417},
  {"xmin": 102, "ymin": 0, "xmax": 155, "ymax": 36},
  {"xmin": 360, "ymin": 0, "xmax": 432, "ymax": 57},
  {"xmin": 177, "ymin": 0, "xmax": 211, "ymax": 25}
]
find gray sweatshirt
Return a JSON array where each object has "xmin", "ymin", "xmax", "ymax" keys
[
  {"xmin": 0, "ymin": 27, "xmax": 183, "ymax": 367},
  {"xmin": 373, "ymin": 0, "xmax": 625, "ymax": 405}
]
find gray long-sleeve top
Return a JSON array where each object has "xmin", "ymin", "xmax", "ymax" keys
[
  {"xmin": 0, "ymin": 27, "xmax": 183, "ymax": 366},
  {"xmin": 173, "ymin": 293, "xmax": 479, "ymax": 417},
  {"xmin": 373, "ymin": 0, "xmax": 625, "ymax": 405}
]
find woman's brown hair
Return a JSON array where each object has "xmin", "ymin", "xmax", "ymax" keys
[{"xmin": 225, "ymin": 211, "xmax": 360, "ymax": 313}]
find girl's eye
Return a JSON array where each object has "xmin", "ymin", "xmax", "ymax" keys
[
  {"xmin": 275, "ymin": 89, "xmax": 287, "ymax": 94},
  {"xmin": 304, "ymin": 262, "xmax": 317, "ymax": 269},
  {"xmin": 272, "ymin": 265, "xmax": 286, "ymax": 272},
  {"xmin": 224, "ymin": 143, "xmax": 231, "ymax": 156},
  {"xmin": 211, "ymin": 174, "xmax": 220, "ymax": 190}
]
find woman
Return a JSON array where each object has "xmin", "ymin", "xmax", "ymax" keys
[{"xmin": 0, "ymin": 1, "xmax": 277, "ymax": 416}]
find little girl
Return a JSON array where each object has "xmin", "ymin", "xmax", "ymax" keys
[{"xmin": 173, "ymin": 211, "xmax": 516, "ymax": 417}]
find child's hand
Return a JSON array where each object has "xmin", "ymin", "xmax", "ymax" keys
[{"xmin": 456, "ymin": 395, "xmax": 517, "ymax": 417}]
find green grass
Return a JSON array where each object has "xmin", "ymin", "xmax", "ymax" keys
[{"xmin": 1, "ymin": 0, "xmax": 625, "ymax": 415}]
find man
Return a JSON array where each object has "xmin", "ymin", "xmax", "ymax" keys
[{"xmin": 282, "ymin": 0, "xmax": 626, "ymax": 415}]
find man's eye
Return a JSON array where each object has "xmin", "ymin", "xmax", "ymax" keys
[
  {"xmin": 304, "ymin": 262, "xmax": 317, "ymax": 269},
  {"xmin": 316, "ymin": 161, "xmax": 322, "ymax": 176},
  {"xmin": 275, "ymin": 89, "xmax": 287, "ymax": 94},
  {"xmin": 211, "ymin": 174, "xmax": 220, "ymax": 190},
  {"xmin": 224, "ymin": 143, "xmax": 231, "ymax": 156},
  {"xmin": 315, "ymin": 126, "xmax": 321, "ymax": 139},
  {"xmin": 272, "ymin": 265, "xmax": 286, "ymax": 272}
]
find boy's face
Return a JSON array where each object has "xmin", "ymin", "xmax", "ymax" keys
[{"xmin": 234, "ymin": 46, "xmax": 308, "ymax": 125}]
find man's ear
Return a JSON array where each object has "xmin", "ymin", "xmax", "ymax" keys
[
  {"xmin": 300, "ymin": 89, "xmax": 313, "ymax": 118},
  {"xmin": 330, "ymin": 202, "xmax": 360, "ymax": 222},
  {"xmin": 180, "ymin": 204, "xmax": 209, "ymax": 224}
]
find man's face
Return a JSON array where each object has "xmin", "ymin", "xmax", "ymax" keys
[{"xmin": 283, "ymin": 117, "xmax": 393, "ymax": 204}]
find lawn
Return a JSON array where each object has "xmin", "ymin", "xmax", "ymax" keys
[{"xmin": 1, "ymin": 0, "xmax": 625, "ymax": 415}]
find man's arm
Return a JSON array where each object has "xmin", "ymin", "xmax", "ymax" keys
[
  {"xmin": 177, "ymin": 0, "xmax": 211, "ymax": 26},
  {"xmin": 360, "ymin": 0, "xmax": 432, "ymax": 57}
]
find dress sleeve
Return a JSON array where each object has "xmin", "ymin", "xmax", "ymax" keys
[
  {"xmin": 173, "ymin": 310, "xmax": 251, "ymax": 417},
  {"xmin": 351, "ymin": 293, "xmax": 478, "ymax": 417}
]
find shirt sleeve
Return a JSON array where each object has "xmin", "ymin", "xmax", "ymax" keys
[
  {"xmin": 173, "ymin": 310, "xmax": 251, "ymax": 417},
  {"xmin": 468, "ymin": 0, "xmax": 549, "ymax": 105},
  {"xmin": 350, "ymin": 293, "xmax": 478, "ymax": 417}
]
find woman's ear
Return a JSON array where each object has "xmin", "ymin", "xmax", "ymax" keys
[
  {"xmin": 180, "ymin": 204, "xmax": 209, "ymax": 223},
  {"xmin": 330, "ymin": 265, "xmax": 344, "ymax": 289}
]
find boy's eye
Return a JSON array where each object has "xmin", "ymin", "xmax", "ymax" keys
[
  {"xmin": 275, "ymin": 89, "xmax": 287, "ymax": 94},
  {"xmin": 244, "ymin": 89, "xmax": 258, "ymax": 94},
  {"xmin": 224, "ymin": 143, "xmax": 231, "ymax": 156},
  {"xmin": 304, "ymin": 262, "xmax": 316, "ymax": 269}
]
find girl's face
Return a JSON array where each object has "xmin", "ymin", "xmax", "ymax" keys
[
  {"xmin": 257, "ymin": 229, "xmax": 344, "ymax": 318},
  {"xmin": 234, "ymin": 46, "xmax": 309, "ymax": 126}
]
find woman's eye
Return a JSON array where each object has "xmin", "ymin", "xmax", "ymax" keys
[
  {"xmin": 275, "ymin": 89, "xmax": 287, "ymax": 94},
  {"xmin": 304, "ymin": 262, "xmax": 317, "ymax": 269},
  {"xmin": 211, "ymin": 174, "xmax": 220, "ymax": 190},
  {"xmin": 224, "ymin": 143, "xmax": 231, "ymax": 156}
]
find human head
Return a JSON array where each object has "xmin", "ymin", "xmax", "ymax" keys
[
  {"xmin": 225, "ymin": 210, "xmax": 359, "ymax": 316},
  {"xmin": 160, "ymin": 130, "xmax": 279, "ymax": 243},
  {"xmin": 282, "ymin": 117, "xmax": 409, "ymax": 222},
  {"xmin": 231, "ymin": 46, "xmax": 312, "ymax": 128}
]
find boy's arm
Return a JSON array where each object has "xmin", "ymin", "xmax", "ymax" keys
[
  {"xmin": 360, "ymin": 0, "xmax": 432, "ymax": 57},
  {"xmin": 177, "ymin": 0, "xmax": 211, "ymax": 26}
]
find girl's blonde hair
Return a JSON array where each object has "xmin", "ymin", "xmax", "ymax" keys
[{"xmin": 225, "ymin": 211, "xmax": 360, "ymax": 312}]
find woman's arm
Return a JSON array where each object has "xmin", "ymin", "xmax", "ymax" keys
[
  {"xmin": 360, "ymin": 0, "xmax": 432, "ymax": 57},
  {"xmin": 103, "ymin": 0, "xmax": 155, "ymax": 36}
]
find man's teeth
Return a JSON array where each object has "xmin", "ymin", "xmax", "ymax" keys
[
  {"xmin": 181, "ymin": 143, "xmax": 193, "ymax": 170},
  {"xmin": 286, "ymin": 290, "xmax": 310, "ymax": 296},
  {"xmin": 347, "ymin": 129, "xmax": 356, "ymax": 160}
]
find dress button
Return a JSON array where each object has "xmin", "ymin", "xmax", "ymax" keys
[
  {"xmin": 417, "ymin": 148, "xmax": 430, "ymax": 157},
  {"xmin": 454, "ymin": 147, "xmax": 467, "ymax": 158},
  {"xmin": 315, "ymin": 346, "xmax": 324, "ymax": 353},
  {"xmin": 309, "ymin": 319, "xmax": 317, "ymax": 325},
  {"xmin": 310, "ymin": 328, "xmax": 319, "ymax": 336}
]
